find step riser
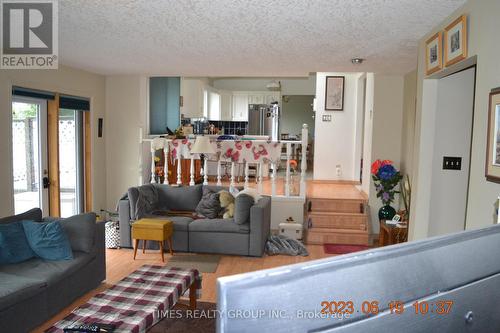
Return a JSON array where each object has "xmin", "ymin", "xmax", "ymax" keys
[
  {"xmin": 308, "ymin": 199, "xmax": 365, "ymax": 214},
  {"xmin": 309, "ymin": 215, "xmax": 367, "ymax": 230},
  {"xmin": 306, "ymin": 230, "xmax": 369, "ymax": 246}
]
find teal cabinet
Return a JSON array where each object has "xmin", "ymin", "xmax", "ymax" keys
[{"xmin": 149, "ymin": 77, "xmax": 180, "ymax": 134}]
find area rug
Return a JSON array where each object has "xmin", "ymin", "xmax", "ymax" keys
[
  {"xmin": 323, "ymin": 244, "xmax": 370, "ymax": 255},
  {"xmin": 165, "ymin": 254, "xmax": 220, "ymax": 273},
  {"xmin": 148, "ymin": 301, "xmax": 216, "ymax": 333}
]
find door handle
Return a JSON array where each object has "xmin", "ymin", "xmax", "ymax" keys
[{"xmin": 43, "ymin": 177, "xmax": 50, "ymax": 189}]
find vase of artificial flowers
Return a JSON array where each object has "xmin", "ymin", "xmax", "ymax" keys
[{"xmin": 371, "ymin": 159, "xmax": 403, "ymax": 220}]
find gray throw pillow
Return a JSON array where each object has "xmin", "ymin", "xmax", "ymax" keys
[
  {"xmin": 196, "ymin": 187, "xmax": 222, "ymax": 219},
  {"xmin": 234, "ymin": 194, "xmax": 254, "ymax": 225},
  {"xmin": 58, "ymin": 213, "xmax": 96, "ymax": 253}
]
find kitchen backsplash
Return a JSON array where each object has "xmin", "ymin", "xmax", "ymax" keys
[{"xmin": 208, "ymin": 121, "xmax": 248, "ymax": 135}]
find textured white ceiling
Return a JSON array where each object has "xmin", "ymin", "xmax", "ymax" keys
[{"xmin": 59, "ymin": 0, "xmax": 466, "ymax": 76}]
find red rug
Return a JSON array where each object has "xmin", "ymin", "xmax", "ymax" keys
[{"xmin": 323, "ymin": 244, "xmax": 370, "ymax": 255}]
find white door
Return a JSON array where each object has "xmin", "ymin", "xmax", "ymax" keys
[{"xmin": 12, "ymin": 97, "xmax": 49, "ymax": 215}]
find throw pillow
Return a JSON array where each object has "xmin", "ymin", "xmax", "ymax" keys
[
  {"xmin": 58, "ymin": 213, "xmax": 96, "ymax": 253},
  {"xmin": 219, "ymin": 190, "xmax": 235, "ymax": 219},
  {"xmin": 0, "ymin": 208, "xmax": 42, "ymax": 225},
  {"xmin": 196, "ymin": 187, "xmax": 222, "ymax": 219},
  {"xmin": 0, "ymin": 221, "xmax": 36, "ymax": 264},
  {"xmin": 234, "ymin": 194, "xmax": 255, "ymax": 225},
  {"xmin": 22, "ymin": 220, "xmax": 73, "ymax": 261},
  {"xmin": 235, "ymin": 188, "xmax": 262, "ymax": 203}
]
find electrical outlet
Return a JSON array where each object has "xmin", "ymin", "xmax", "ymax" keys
[
  {"xmin": 442, "ymin": 156, "xmax": 462, "ymax": 170},
  {"xmin": 322, "ymin": 114, "xmax": 332, "ymax": 122},
  {"xmin": 336, "ymin": 164, "xmax": 342, "ymax": 176}
]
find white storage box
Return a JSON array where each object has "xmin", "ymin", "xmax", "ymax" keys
[{"xmin": 279, "ymin": 222, "xmax": 303, "ymax": 240}]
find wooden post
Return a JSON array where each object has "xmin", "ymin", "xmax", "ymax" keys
[
  {"xmin": 216, "ymin": 159, "xmax": 222, "ymax": 186},
  {"xmin": 176, "ymin": 157, "xmax": 182, "ymax": 185},
  {"xmin": 300, "ymin": 124, "xmax": 308, "ymax": 198},
  {"xmin": 285, "ymin": 142, "xmax": 291, "ymax": 197},
  {"xmin": 47, "ymin": 94, "xmax": 60, "ymax": 217},
  {"xmin": 189, "ymin": 157, "xmax": 195, "ymax": 186}
]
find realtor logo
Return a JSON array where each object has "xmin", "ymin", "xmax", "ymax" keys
[{"xmin": 1, "ymin": 0, "xmax": 58, "ymax": 69}]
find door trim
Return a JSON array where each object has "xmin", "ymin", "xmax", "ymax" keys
[{"xmin": 47, "ymin": 94, "xmax": 61, "ymax": 217}]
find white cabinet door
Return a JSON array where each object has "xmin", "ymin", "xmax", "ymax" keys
[
  {"xmin": 220, "ymin": 90, "xmax": 233, "ymax": 121},
  {"xmin": 248, "ymin": 94, "xmax": 265, "ymax": 105},
  {"xmin": 181, "ymin": 78, "xmax": 204, "ymax": 118},
  {"xmin": 232, "ymin": 93, "xmax": 249, "ymax": 121}
]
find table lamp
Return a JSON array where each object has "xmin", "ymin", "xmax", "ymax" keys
[{"xmin": 190, "ymin": 136, "xmax": 215, "ymax": 185}]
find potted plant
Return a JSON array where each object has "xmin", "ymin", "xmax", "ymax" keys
[{"xmin": 371, "ymin": 159, "xmax": 403, "ymax": 220}]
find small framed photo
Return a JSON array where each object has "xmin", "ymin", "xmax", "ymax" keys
[
  {"xmin": 444, "ymin": 15, "xmax": 467, "ymax": 67},
  {"xmin": 325, "ymin": 76, "xmax": 344, "ymax": 111},
  {"xmin": 485, "ymin": 89, "xmax": 500, "ymax": 183},
  {"xmin": 425, "ymin": 32, "xmax": 442, "ymax": 75}
]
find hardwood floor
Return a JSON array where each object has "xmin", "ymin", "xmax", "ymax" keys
[{"xmin": 34, "ymin": 245, "xmax": 333, "ymax": 332}]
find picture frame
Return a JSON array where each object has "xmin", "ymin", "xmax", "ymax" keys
[
  {"xmin": 485, "ymin": 88, "xmax": 500, "ymax": 183},
  {"xmin": 444, "ymin": 15, "xmax": 468, "ymax": 67},
  {"xmin": 425, "ymin": 32, "xmax": 442, "ymax": 75},
  {"xmin": 325, "ymin": 76, "xmax": 344, "ymax": 111}
]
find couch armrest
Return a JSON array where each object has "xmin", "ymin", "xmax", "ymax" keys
[
  {"xmin": 94, "ymin": 221, "xmax": 106, "ymax": 282},
  {"xmin": 249, "ymin": 196, "xmax": 271, "ymax": 257},
  {"xmin": 118, "ymin": 199, "xmax": 133, "ymax": 248}
]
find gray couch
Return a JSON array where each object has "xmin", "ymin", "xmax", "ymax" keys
[
  {"xmin": 0, "ymin": 209, "xmax": 106, "ymax": 333},
  {"xmin": 118, "ymin": 184, "xmax": 271, "ymax": 257}
]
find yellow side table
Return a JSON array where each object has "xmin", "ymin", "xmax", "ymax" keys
[{"xmin": 132, "ymin": 219, "xmax": 173, "ymax": 262}]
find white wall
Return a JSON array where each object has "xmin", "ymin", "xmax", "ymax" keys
[
  {"xmin": 0, "ymin": 66, "xmax": 106, "ymax": 216},
  {"xmin": 401, "ymin": 70, "xmax": 417, "ymax": 177},
  {"xmin": 411, "ymin": 0, "xmax": 500, "ymax": 240},
  {"xmin": 367, "ymin": 74, "xmax": 405, "ymax": 233},
  {"xmin": 313, "ymin": 72, "xmax": 363, "ymax": 180},
  {"xmin": 105, "ymin": 75, "xmax": 148, "ymax": 210},
  {"xmin": 212, "ymin": 75, "xmax": 316, "ymax": 95}
]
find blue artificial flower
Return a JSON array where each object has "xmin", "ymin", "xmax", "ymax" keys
[{"xmin": 377, "ymin": 164, "xmax": 397, "ymax": 181}]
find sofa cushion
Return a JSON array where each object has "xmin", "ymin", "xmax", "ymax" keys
[
  {"xmin": 58, "ymin": 213, "xmax": 96, "ymax": 253},
  {"xmin": 0, "ymin": 251, "xmax": 93, "ymax": 286},
  {"xmin": 155, "ymin": 184, "xmax": 202, "ymax": 211},
  {"xmin": 189, "ymin": 218, "xmax": 250, "ymax": 234},
  {"xmin": 22, "ymin": 221, "xmax": 73, "ymax": 261},
  {"xmin": 0, "ymin": 221, "xmax": 36, "ymax": 264},
  {"xmin": 196, "ymin": 187, "xmax": 223, "ymax": 219},
  {"xmin": 234, "ymin": 194, "xmax": 255, "ymax": 225},
  {"xmin": 0, "ymin": 208, "xmax": 42, "ymax": 225},
  {"xmin": 137, "ymin": 215, "xmax": 194, "ymax": 232},
  {"xmin": 0, "ymin": 272, "xmax": 46, "ymax": 311}
]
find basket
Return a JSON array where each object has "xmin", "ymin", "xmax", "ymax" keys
[{"xmin": 105, "ymin": 221, "xmax": 120, "ymax": 249}]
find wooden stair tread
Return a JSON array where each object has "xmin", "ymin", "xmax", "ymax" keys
[
  {"xmin": 307, "ymin": 228, "xmax": 369, "ymax": 234},
  {"xmin": 308, "ymin": 212, "xmax": 367, "ymax": 217}
]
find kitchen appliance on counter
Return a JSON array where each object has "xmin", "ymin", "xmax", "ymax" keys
[{"xmin": 248, "ymin": 102, "xmax": 280, "ymax": 141}]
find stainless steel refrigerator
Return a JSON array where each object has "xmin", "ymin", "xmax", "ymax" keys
[{"xmin": 248, "ymin": 103, "xmax": 280, "ymax": 141}]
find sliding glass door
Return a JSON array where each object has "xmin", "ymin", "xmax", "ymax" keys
[{"xmin": 12, "ymin": 97, "xmax": 49, "ymax": 214}]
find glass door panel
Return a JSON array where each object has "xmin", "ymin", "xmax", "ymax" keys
[{"xmin": 12, "ymin": 98, "xmax": 48, "ymax": 214}]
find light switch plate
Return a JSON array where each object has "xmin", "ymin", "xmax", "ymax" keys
[{"xmin": 322, "ymin": 114, "xmax": 332, "ymax": 122}]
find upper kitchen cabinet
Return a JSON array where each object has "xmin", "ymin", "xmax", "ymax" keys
[
  {"xmin": 150, "ymin": 77, "xmax": 180, "ymax": 135},
  {"xmin": 219, "ymin": 90, "xmax": 233, "ymax": 121},
  {"xmin": 181, "ymin": 78, "xmax": 205, "ymax": 119},
  {"xmin": 232, "ymin": 93, "xmax": 249, "ymax": 121}
]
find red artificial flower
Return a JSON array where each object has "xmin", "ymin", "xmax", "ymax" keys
[
  {"xmin": 371, "ymin": 160, "xmax": 382, "ymax": 175},
  {"xmin": 381, "ymin": 159, "xmax": 393, "ymax": 167}
]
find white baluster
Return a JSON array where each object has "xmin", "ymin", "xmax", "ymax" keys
[
  {"xmin": 189, "ymin": 157, "xmax": 195, "ymax": 186},
  {"xmin": 203, "ymin": 156, "xmax": 209, "ymax": 185},
  {"xmin": 151, "ymin": 148, "xmax": 156, "ymax": 184},
  {"xmin": 258, "ymin": 161, "xmax": 263, "ymax": 193},
  {"xmin": 271, "ymin": 162, "xmax": 276, "ymax": 196},
  {"xmin": 300, "ymin": 124, "xmax": 308, "ymax": 197},
  {"xmin": 230, "ymin": 162, "xmax": 235, "ymax": 188},
  {"xmin": 176, "ymin": 157, "xmax": 182, "ymax": 185},
  {"xmin": 285, "ymin": 142, "xmax": 291, "ymax": 197},
  {"xmin": 244, "ymin": 161, "xmax": 249, "ymax": 189},
  {"xmin": 216, "ymin": 159, "xmax": 222, "ymax": 186},
  {"xmin": 164, "ymin": 146, "xmax": 169, "ymax": 185}
]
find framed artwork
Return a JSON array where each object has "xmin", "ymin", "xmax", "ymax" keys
[
  {"xmin": 325, "ymin": 76, "xmax": 344, "ymax": 111},
  {"xmin": 444, "ymin": 15, "xmax": 468, "ymax": 67},
  {"xmin": 485, "ymin": 89, "xmax": 500, "ymax": 183},
  {"xmin": 425, "ymin": 32, "xmax": 442, "ymax": 75}
]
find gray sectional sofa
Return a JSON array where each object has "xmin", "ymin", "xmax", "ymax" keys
[
  {"xmin": 118, "ymin": 184, "xmax": 271, "ymax": 257},
  {"xmin": 0, "ymin": 209, "xmax": 106, "ymax": 333}
]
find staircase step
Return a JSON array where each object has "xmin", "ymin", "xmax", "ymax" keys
[
  {"xmin": 307, "ymin": 198, "xmax": 365, "ymax": 214},
  {"xmin": 305, "ymin": 227, "xmax": 370, "ymax": 246},
  {"xmin": 308, "ymin": 212, "xmax": 367, "ymax": 230}
]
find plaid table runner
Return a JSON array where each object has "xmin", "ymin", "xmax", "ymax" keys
[{"xmin": 46, "ymin": 265, "xmax": 202, "ymax": 333}]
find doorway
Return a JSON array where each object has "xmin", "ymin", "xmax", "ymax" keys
[{"xmin": 12, "ymin": 97, "xmax": 49, "ymax": 214}]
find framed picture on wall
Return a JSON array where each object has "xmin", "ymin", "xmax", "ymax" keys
[
  {"xmin": 485, "ymin": 89, "xmax": 500, "ymax": 183},
  {"xmin": 444, "ymin": 15, "xmax": 468, "ymax": 67},
  {"xmin": 425, "ymin": 32, "xmax": 442, "ymax": 75},
  {"xmin": 325, "ymin": 76, "xmax": 344, "ymax": 111}
]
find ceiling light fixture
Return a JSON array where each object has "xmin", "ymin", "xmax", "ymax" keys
[{"xmin": 351, "ymin": 58, "xmax": 364, "ymax": 65}]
